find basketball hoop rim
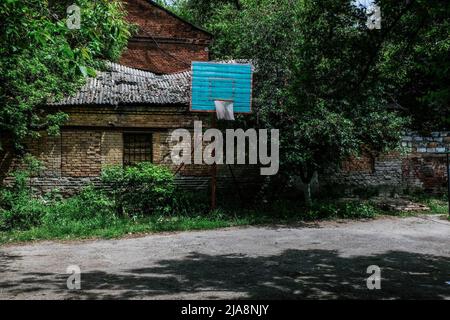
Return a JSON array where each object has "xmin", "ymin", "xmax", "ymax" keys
[{"xmin": 213, "ymin": 99, "xmax": 234, "ymax": 102}]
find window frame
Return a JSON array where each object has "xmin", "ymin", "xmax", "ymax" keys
[{"xmin": 122, "ymin": 132, "xmax": 153, "ymax": 166}]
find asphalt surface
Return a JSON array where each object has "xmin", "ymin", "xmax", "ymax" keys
[{"xmin": 1, "ymin": 215, "xmax": 449, "ymax": 299}]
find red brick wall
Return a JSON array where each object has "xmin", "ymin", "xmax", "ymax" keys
[
  {"xmin": 119, "ymin": 0, "xmax": 212, "ymax": 73},
  {"xmin": 329, "ymin": 133, "xmax": 450, "ymax": 194},
  {"xmin": 124, "ymin": 0, "xmax": 211, "ymax": 40},
  {"xmin": 341, "ymin": 150, "xmax": 375, "ymax": 173},
  {"xmin": 402, "ymin": 155, "xmax": 448, "ymax": 194},
  {"xmin": 120, "ymin": 41, "xmax": 209, "ymax": 74}
]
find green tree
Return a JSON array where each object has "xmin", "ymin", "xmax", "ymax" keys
[
  {"xmin": 172, "ymin": 0, "xmax": 449, "ymax": 204},
  {"xmin": 0, "ymin": 0, "xmax": 133, "ymax": 152}
]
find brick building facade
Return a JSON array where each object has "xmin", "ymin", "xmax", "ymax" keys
[
  {"xmin": 119, "ymin": 0, "xmax": 212, "ymax": 73},
  {"xmin": 0, "ymin": 63, "xmax": 210, "ymax": 195},
  {"xmin": 1, "ymin": 1, "xmax": 216, "ymax": 195}
]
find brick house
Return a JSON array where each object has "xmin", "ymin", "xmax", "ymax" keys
[{"xmin": 0, "ymin": 1, "xmax": 218, "ymax": 195}]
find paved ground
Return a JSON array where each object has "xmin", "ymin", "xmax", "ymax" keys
[{"xmin": 0, "ymin": 215, "xmax": 449, "ymax": 300}]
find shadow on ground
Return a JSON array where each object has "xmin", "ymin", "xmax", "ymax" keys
[
  {"xmin": 0, "ymin": 252, "xmax": 21, "ymax": 273},
  {"xmin": 1, "ymin": 249, "xmax": 449, "ymax": 299}
]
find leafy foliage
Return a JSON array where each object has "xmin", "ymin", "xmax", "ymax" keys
[
  {"xmin": 0, "ymin": 0, "xmax": 133, "ymax": 150},
  {"xmin": 0, "ymin": 158, "xmax": 45, "ymax": 231},
  {"xmin": 174, "ymin": 1, "xmax": 449, "ymax": 131},
  {"xmin": 101, "ymin": 163, "xmax": 176, "ymax": 217},
  {"xmin": 171, "ymin": 0, "xmax": 448, "ymax": 203},
  {"xmin": 41, "ymin": 186, "xmax": 118, "ymax": 231}
]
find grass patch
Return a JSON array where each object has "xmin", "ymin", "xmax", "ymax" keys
[
  {"xmin": 2, "ymin": 164, "xmax": 446, "ymax": 245},
  {"xmin": 0, "ymin": 189, "xmax": 385, "ymax": 245},
  {"xmin": 421, "ymin": 198, "xmax": 448, "ymax": 215},
  {"xmin": 3, "ymin": 195, "xmax": 446, "ymax": 246},
  {"xmin": 0, "ymin": 214, "xmax": 252, "ymax": 245},
  {"xmin": 410, "ymin": 194, "xmax": 448, "ymax": 215},
  {"xmin": 3, "ymin": 187, "xmax": 448, "ymax": 246}
]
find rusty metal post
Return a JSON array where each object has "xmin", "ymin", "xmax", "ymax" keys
[
  {"xmin": 211, "ymin": 114, "xmax": 217, "ymax": 211},
  {"xmin": 447, "ymin": 151, "xmax": 449, "ymax": 217}
]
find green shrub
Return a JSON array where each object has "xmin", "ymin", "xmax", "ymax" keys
[
  {"xmin": 308, "ymin": 201, "xmax": 378, "ymax": 220},
  {"xmin": 339, "ymin": 202, "xmax": 379, "ymax": 219},
  {"xmin": 101, "ymin": 162, "xmax": 175, "ymax": 216},
  {"xmin": 0, "ymin": 192, "xmax": 47, "ymax": 231},
  {"xmin": 42, "ymin": 186, "xmax": 116, "ymax": 227},
  {"xmin": 171, "ymin": 189, "xmax": 210, "ymax": 216},
  {"xmin": 0, "ymin": 169, "xmax": 47, "ymax": 231}
]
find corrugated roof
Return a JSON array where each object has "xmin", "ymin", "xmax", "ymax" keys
[{"xmin": 49, "ymin": 62, "xmax": 191, "ymax": 106}]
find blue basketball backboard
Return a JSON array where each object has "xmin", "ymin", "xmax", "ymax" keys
[{"xmin": 190, "ymin": 62, "xmax": 252, "ymax": 113}]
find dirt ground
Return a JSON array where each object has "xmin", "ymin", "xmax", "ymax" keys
[{"xmin": 1, "ymin": 215, "xmax": 449, "ymax": 300}]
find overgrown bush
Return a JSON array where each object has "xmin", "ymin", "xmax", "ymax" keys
[
  {"xmin": 1, "ymin": 162, "xmax": 185, "ymax": 232},
  {"xmin": 254, "ymin": 197, "xmax": 379, "ymax": 221},
  {"xmin": 171, "ymin": 189, "xmax": 210, "ymax": 216},
  {"xmin": 308, "ymin": 201, "xmax": 379, "ymax": 220},
  {"xmin": 0, "ymin": 188, "xmax": 47, "ymax": 231},
  {"xmin": 0, "ymin": 153, "xmax": 117, "ymax": 231},
  {"xmin": 42, "ymin": 186, "xmax": 116, "ymax": 227},
  {"xmin": 0, "ymin": 158, "xmax": 47, "ymax": 231},
  {"xmin": 0, "ymin": 178, "xmax": 117, "ymax": 232},
  {"xmin": 101, "ymin": 163, "xmax": 175, "ymax": 216}
]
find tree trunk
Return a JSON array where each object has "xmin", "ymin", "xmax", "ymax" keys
[
  {"xmin": 303, "ymin": 182, "xmax": 312, "ymax": 208},
  {"xmin": 300, "ymin": 165, "xmax": 315, "ymax": 207}
]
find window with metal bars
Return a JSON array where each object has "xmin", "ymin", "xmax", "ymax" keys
[{"xmin": 123, "ymin": 133, "xmax": 153, "ymax": 166}]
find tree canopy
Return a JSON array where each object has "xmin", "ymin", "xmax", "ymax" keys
[
  {"xmin": 0, "ymin": 0, "xmax": 133, "ymax": 150},
  {"xmin": 172, "ymin": 0, "xmax": 449, "ymax": 131},
  {"xmin": 170, "ymin": 0, "xmax": 449, "ymax": 203}
]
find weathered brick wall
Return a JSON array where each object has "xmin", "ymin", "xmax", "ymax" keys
[
  {"xmin": 101, "ymin": 131, "xmax": 123, "ymax": 167},
  {"xmin": 402, "ymin": 131, "xmax": 450, "ymax": 153},
  {"xmin": 120, "ymin": 42, "xmax": 209, "ymax": 74},
  {"xmin": 30, "ymin": 133, "xmax": 62, "ymax": 177},
  {"xmin": 325, "ymin": 131, "xmax": 450, "ymax": 195},
  {"xmin": 402, "ymin": 154, "xmax": 448, "ymax": 193},
  {"xmin": 0, "ymin": 105, "xmax": 215, "ymax": 194},
  {"xmin": 3, "ymin": 118, "xmax": 448, "ymax": 197},
  {"xmin": 119, "ymin": 0, "xmax": 212, "ymax": 73},
  {"xmin": 159, "ymin": 130, "xmax": 213, "ymax": 177},
  {"xmin": 62, "ymin": 130, "xmax": 102, "ymax": 177},
  {"xmin": 61, "ymin": 105, "xmax": 202, "ymax": 128},
  {"xmin": 124, "ymin": 0, "xmax": 210, "ymax": 40},
  {"xmin": 1, "ymin": 132, "xmax": 62, "ymax": 179},
  {"xmin": 325, "ymin": 152, "xmax": 403, "ymax": 195},
  {"xmin": 401, "ymin": 131, "xmax": 449, "ymax": 193}
]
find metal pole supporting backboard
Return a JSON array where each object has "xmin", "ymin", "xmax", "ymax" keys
[
  {"xmin": 447, "ymin": 152, "xmax": 450, "ymax": 217},
  {"xmin": 190, "ymin": 62, "xmax": 253, "ymax": 211}
]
